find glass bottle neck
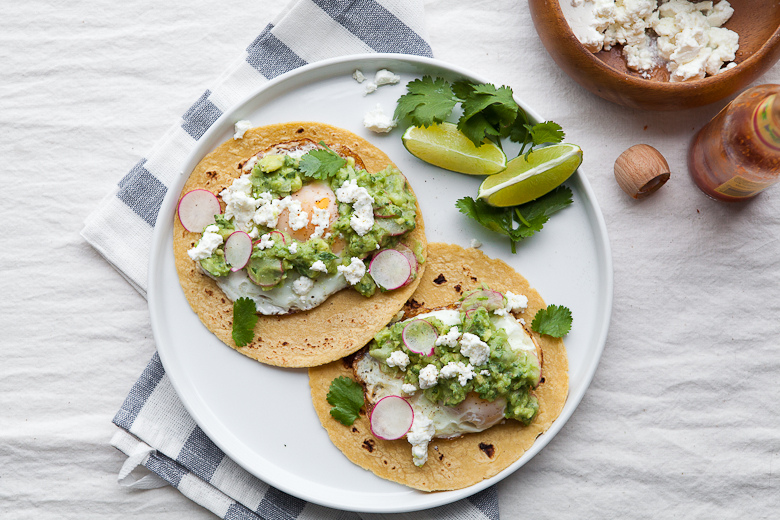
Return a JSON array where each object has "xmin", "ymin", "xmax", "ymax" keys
[{"xmin": 752, "ymin": 94, "xmax": 780, "ymax": 152}]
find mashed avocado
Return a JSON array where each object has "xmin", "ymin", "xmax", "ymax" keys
[
  {"xmin": 194, "ymin": 146, "xmax": 418, "ymax": 295},
  {"xmin": 368, "ymin": 296, "xmax": 541, "ymax": 424}
]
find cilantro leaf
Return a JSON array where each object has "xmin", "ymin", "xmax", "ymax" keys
[
  {"xmin": 456, "ymin": 186, "xmax": 573, "ymax": 253},
  {"xmin": 299, "ymin": 142, "xmax": 347, "ymax": 180},
  {"xmin": 326, "ymin": 376, "xmax": 365, "ymax": 426},
  {"xmin": 232, "ymin": 297, "xmax": 258, "ymax": 347},
  {"xmin": 394, "ymin": 76, "xmax": 458, "ymax": 127},
  {"xmin": 456, "ymin": 82, "xmax": 520, "ymax": 146},
  {"xmin": 531, "ymin": 304, "xmax": 572, "ymax": 337},
  {"xmin": 527, "ymin": 121, "xmax": 565, "ymax": 146}
]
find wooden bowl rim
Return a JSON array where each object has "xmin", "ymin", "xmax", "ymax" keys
[{"xmin": 541, "ymin": 0, "xmax": 780, "ymax": 90}]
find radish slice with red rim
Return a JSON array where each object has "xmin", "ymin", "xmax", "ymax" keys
[
  {"xmin": 393, "ymin": 243, "xmax": 418, "ymax": 273},
  {"xmin": 370, "ymin": 395, "xmax": 414, "ymax": 440},
  {"xmin": 246, "ymin": 257, "xmax": 285, "ymax": 287},
  {"xmin": 369, "ymin": 249, "xmax": 411, "ymax": 290},
  {"xmin": 224, "ymin": 231, "xmax": 253, "ymax": 271},
  {"xmin": 373, "ymin": 218, "xmax": 407, "ymax": 237},
  {"xmin": 268, "ymin": 230, "xmax": 286, "ymax": 245},
  {"xmin": 460, "ymin": 289, "xmax": 504, "ymax": 312},
  {"xmin": 402, "ymin": 319, "xmax": 437, "ymax": 356},
  {"xmin": 177, "ymin": 189, "xmax": 221, "ymax": 232}
]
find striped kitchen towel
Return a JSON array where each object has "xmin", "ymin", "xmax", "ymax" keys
[{"xmin": 84, "ymin": 0, "xmax": 501, "ymax": 518}]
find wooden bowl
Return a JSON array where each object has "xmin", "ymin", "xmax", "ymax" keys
[{"xmin": 528, "ymin": 0, "xmax": 780, "ymax": 110}]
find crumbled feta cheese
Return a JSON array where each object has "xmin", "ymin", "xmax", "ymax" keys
[
  {"xmin": 248, "ymin": 227, "xmax": 259, "ymax": 239},
  {"xmin": 352, "ymin": 69, "xmax": 366, "ymax": 83},
  {"xmin": 187, "ymin": 225, "xmax": 223, "ymax": 261},
  {"xmin": 505, "ymin": 291, "xmax": 529, "ymax": 313},
  {"xmin": 233, "ymin": 120, "xmax": 253, "ymax": 140},
  {"xmin": 401, "ymin": 383, "xmax": 417, "ymax": 395},
  {"xmin": 255, "ymin": 233, "xmax": 275, "ymax": 250},
  {"xmin": 292, "ymin": 276, "xmax": 314, "ymax": 295},
  {"xmin": 439, "ymin": 361, "xmax": 476, "ymax": 386},
  {"xmin": 418, "ymin": 364, "xmax": 439, "ymax": 389},
  {"xmin": 435, "ymin": 326, "xmax": 461, "ymax": 348},
  {"xmin": 470, "ymin": 238, "xmax": 482, "ymax": 248},
  {"xmin": 363, "ymin": 104, "xmax": 397, "ymax": 134},
  {"xmin": 283, "ymin": 197, "xmax": 309, "ymax": 231},
  {"xmin": 386, "ymin": 350, "xmax": 410, "ymax": 371},
  {"xmin": 480, "ymin": 370, "xmax": 491, "ymax": 376},
  {"xmin": 337, "ymin": 257, "xmax": 366, "ymax": 285},
  {"xmin": 407, "ymin": 413, "xmax": 435, "ymax": 467},
  {"xmin": 288, "ymin": 242, "xmax": 298, "ymax": 254},
  {"xmin": 336, "ymin": 180, "xmax": 375, "ymax": 236},
  {"xmin": 363, "ymin": 82, "xmax": 377, "ymax": 95},
  {"xmin": 459, "ymin": 333, "xmax": 490, "ymax": 366},
  {"xmin": 493, "ymin": 308, "xmax": 508, "ymax": 317},
  {"xmin": 220, "ymin": 174, "xmax": 258, "ymax": 232},
  {"xmin": 310, "ymin": 260, "xmax": 328, "ymax": 273},
  {"xmin": 310, "ymin": 207, "xmax": 331, "ymax": 239},
  {"xmin": 374, "ymin": 69, "xmax": 401, "ymax": 86},
  {"xmin": 253, "ymin": 192, "xmax": 284, "ymax": 228},
  {"xmin": 562, "ymin": 0, "xmax": 739, "ymax": 79}
]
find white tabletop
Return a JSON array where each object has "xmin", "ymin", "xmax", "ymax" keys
[{"xmin": 2, "ymin": 1, "xmax": 779, "ymax": 518}]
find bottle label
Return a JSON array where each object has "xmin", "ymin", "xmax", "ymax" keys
[
  {"xmin": 753, "ymin": 94, "xmax": 780, "ymax": 152},
  {"xmin": 714, "ymin": 175, "xmax": 774, "ymax": 198}
]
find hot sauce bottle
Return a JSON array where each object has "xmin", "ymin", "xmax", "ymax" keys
[{"xmin": 688, "ymin": 85, "xmax": 780, "ymax": 202}]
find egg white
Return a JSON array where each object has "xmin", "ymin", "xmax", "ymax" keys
[{"xmin": 355, "ymin": 309, "xmax": 538, "ymax": 439}]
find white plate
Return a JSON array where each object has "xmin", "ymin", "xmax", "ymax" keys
[{"xmin": 148, "ymin": 54, "xmax": 613, "ymax": 513}]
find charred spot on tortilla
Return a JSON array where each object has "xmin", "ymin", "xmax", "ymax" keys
[{"xmin": 173, "ymin": 122, "xmax": 427, "ymax": 368}]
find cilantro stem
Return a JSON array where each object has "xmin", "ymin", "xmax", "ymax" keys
[{"xmin": 515, "ymin": 209, "xmax": 530, "ymax": 228}]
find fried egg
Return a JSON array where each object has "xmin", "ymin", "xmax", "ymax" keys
[
  {"xmin": 354, "ymin": 309, "xmax": 540, "ymax": 439},
  {"xmin": 215, "ymin": 159, "xmax": 346, "ymax": 314},
  {"xmin": 216, "ymin": 269, "xmax": 348, "ymax": 315}
]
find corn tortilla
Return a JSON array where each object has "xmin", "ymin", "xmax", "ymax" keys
[
  {"xmin": 173, "ymin": 122, "xmax": 427, "ymax": 368},
  {"xmin": 308, "ymin": 243, "xmax": 568, "ymax": 491}
]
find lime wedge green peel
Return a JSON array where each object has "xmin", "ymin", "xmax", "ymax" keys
[
  {"xmin": 478, "ymin": 144, "xmax": 582, "ymax": 207},
  {"xmin": 402, "ymin": 122, "xmax": 507, "ymax": 175}
]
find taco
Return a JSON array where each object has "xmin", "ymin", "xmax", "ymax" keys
[
  {"xmin": 173, "ymin": 122, "xmax": 427, "ymax": 368},
  {"xmin": 308, "ymin": 243, "xmax": 568, "ymax": 491}
]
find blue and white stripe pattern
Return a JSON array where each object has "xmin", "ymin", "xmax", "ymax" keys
[
  {"xmin": 85, "ymin": 0, "xmax": 501, "ymax": 517},
  {"xmin": 82, "ymin": 0, "xmax": 432, "ymax": 295},
  {"xmin": 111, "ymin": 353, "xmax": 500, "ymax": 520}
]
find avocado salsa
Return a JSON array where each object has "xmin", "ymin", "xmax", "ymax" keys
[
  {"xmin": 194, "ymin": 148, "xmax": 418, "ymax": 297},
  {"xmin": 368, "ymin": 293, "xmax": 541, "ymax": 424}
]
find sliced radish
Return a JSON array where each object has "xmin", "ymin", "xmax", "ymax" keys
[
  {"xmin": 246, "ymin": 257, "xmax": 285, "ymax": 287},
  {"xmin": 369, "ymin": 249, "xmax": 412, "ymax": 290},
  {"xmin": 460, "ymin": 289, "xmax": 504, "ymax": 313},
  {"xmin": 374, "ymin": 218, "xmax": 407, "ymax": 237},
  {"xmin": 374, "ymin": 205, "xmax": 400, "ymax": 218},
  {"xmin": 370, "ymin": 396, "xmax": 414, "ymax": 440},
  {"xmin": 224, "ymin": 231, "xmax": 253, "ymax": 271},
  {"xmin": 268, "ymin": 230, "xmax": 286, "ymax": 245},
  {"xmin": 393, "ymin": 243, "xmax": 418, "ymax": 273},
  {"xmin": 402, "ymin": 319, "xmax": 437, "ymax": 356},
  {"xmin": 177, "ymin": 189, "xmax": 221, "ymax": 232}
]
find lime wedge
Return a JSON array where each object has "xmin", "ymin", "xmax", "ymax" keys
[
  {"xmin": 402, "ymin": 122, "xmax": 507, "ymax": 175},
  {"xmin": 477, "ymin": 144, "xmax": 582, "ymax": 207}
]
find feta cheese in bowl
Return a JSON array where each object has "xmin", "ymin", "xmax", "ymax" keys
[{"xmin": 529, "ymin": 0, "xmax": 780, "ymax": 109}]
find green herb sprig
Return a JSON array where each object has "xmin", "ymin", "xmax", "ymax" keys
[
  {"xmin": 232, "ymin": 297, "xmax": 259, "ymax": 347},
  {"xmin": 531, "ymin": 304, "xmax": 573, "ymax": 338},
  {"xmin": 456, "ymin": 186, "xmax": 573, "ymax": 253},
  {"xmin": 394, "ymin": 76, "xmax": 565, "ymax": 153},
  {"xmin": 326, "ymin": 376, "xmax": 365, "ymax": 426},
  {"xmin": 299, "ymin": 142, "xmax": 347, "ymax": 180}
]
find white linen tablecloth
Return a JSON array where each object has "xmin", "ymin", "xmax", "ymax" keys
[{"xmin": 2, "ymin": 1, "xmax": 779, "ymax": 518}]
